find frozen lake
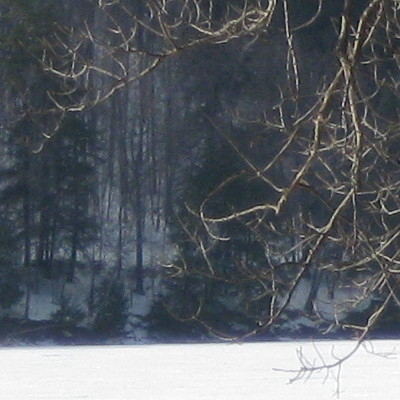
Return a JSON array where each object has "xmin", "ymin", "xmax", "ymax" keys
[{"xmin": 1, "ymin": 340, "xmax": 399, "ymax": 399}]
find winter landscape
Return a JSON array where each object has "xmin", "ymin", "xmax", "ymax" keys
[{"xmin": 1, "ymin": 2, "xmax": 400, "ymax": 398}]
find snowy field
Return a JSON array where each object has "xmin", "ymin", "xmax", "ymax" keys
[{"xmin": 1, "ymin": 340, "xmax": 399, "ymax": 399}]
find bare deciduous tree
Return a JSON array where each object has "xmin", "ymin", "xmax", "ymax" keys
[
  {"xmin": 40, "ymin": 0, "xmax": 278, "ymax": 112},
  {"xmin": 157, "ymin": 0, "xmax": 400, "ymax": 350}
]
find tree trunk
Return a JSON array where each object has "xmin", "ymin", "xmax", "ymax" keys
[
  {"xmin": 67, "ymin": 195, "xmax": 80, "ymax": 282},
  {"xmin": 304, "ymin": 268, "xmax": 321, "ymax": 314},
  {"xmin": 23, "ymin": 153, "xmax": 32, "ymax": 320},
  {"xmin": 117, "ymin": 204, "xmax": 123, "ymax": 279},
  {"xmin": 134, "ymin": 131, "xmax": 145, "ymax": 295}
]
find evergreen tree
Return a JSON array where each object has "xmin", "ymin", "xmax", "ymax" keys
[
  {"xmin": 0, "ymin": 2, "xmax": 98, "ymax": 321},
  {"xmin": 0, "ymin": 214, "xmax": 23, "ymax": 312},
  {"xmin": 33, "ymin": 116, "xmax": 98, "ymax": 282},
  {"xmin": 93, "ymin": 278, "xmax": 128, "ymax": 336},
  {"xmin": 0, "ymin": 116, "xmax": 98, "ymax": 281},
  {"xmin": 163, "ymin": 132, "xmax": 274, "ymax": 336}
]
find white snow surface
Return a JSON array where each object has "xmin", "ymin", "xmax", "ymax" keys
[{"xmin": 1, "ymin": 340, "xmax": 399, "ymax": 399}]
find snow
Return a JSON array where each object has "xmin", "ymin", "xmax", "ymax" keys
[
  {"xmin": 288, "ymin": 277, "xmax": 373, "ymax": 323},
  {"xmin": 0, "ymin": 340, "xmax": 399, "ymax": 399}
]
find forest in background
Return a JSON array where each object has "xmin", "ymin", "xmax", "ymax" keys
[{"xmin": 1, "ymin": 0, "xmax": 400, "ymax": 343}]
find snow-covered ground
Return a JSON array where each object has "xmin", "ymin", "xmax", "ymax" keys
[{"xmin": 0, "ymin": 340, "xmax": 399, "ymax": 399}]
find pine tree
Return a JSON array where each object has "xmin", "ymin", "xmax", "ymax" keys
[
  {"xmin": 0, "ymin": 1, "xmax": 99, "ymax": 320},
  {"xmin": 93, "ymin": 278, "xmax": 128, "ymax": 336},
  {"xmin": 0, "ymin": 214, "xmax": 23, "ymax": 312},
  {"xmin": 164, "ymin": 133, "xmax": 273, "ymax": 336}
]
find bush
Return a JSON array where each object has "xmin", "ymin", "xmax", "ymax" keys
[
  {"xmin": 92, "ymin": 279, "xmax": 128, "ymax": 335},
  {"xmin": 51, "ymin": 297, "xmax": 85, "ymax": 328},
  {"xmin": 145, "ymin": 299, "xmax": 204, "ymax": 339},
  {"xmin": 0, "ymin": 268, "xmax": 23, "ymax": 310}
]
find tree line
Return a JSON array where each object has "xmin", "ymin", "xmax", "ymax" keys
[{"xmin": 1, "ymin": 0, "xmax": 400, "ymax": 350}]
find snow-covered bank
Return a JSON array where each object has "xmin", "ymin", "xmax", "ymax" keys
[{"xmin": 1, "ymin": 340, "xmax": 399, "ymax": 399}]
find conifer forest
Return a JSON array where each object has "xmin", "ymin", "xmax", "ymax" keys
[{"xmin": 1, "ymin": 0, "xmax": 400, "ymax": 343}]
